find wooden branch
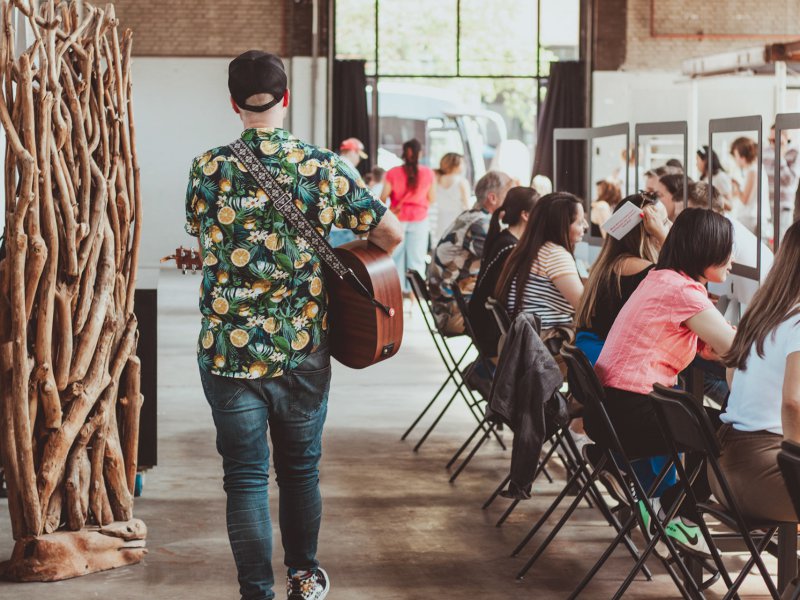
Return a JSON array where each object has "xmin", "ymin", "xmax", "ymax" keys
[
  {"xmin": 69, "ymin": 223, "xmax": 113, "ymax": 383},
  {"xmin": 64, "ymin": 445, "xmax": 89, "ymax": 531},
  {"xmin": 53, "ymin": 287, "xmax": 73, "ymax": 392},
  {"xmin": 120, "ymin": 355, "xmax": 141, "ymax": 493},
  {"xmin": 0, "ymin": 340, "xmax": 25, "ymax": 540},
  {"xmin": 34, "ymin": 91, "xmax": 60, "ymax": 430}
]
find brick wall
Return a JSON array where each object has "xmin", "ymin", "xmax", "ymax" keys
[
  {"xmin": 596, "ymin": 0, "xmax": 800, "ymax": 71},
  {"xmin": 111, "ymin": 0, "xmax": 325, "ymax": 57},
  {"xmin": 594, "ymin": 0, "xmax": 626, "ymax": 70}
]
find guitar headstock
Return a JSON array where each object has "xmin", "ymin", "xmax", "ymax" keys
[{"xmin": 161, "ymin": 246, "xmax": 203, "ymax": 274}]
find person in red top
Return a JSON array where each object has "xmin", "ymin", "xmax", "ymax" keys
[{"xmin": 381, "ymin": 139, "xmax": 436, "ymax": 293}]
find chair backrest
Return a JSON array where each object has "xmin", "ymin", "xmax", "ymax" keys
[
  {"xmin": 648, "ymin": 384, "xmax": 720, "ymax": 457},
  {"xmin": 485, "ymin": 297, "xmax": 511, "ymax": 335},
  {"xmin": 777, "ymin": 440, "xmax": 800, "ymax": 520},
  {"xmin": 406, "ymin": 269, "xmax": 433, "ymax": 304},
  {"xmin": 453, "ymin": 287, "xmax": 494, "ymax": 370},
  {"xmin": 560, "ymin": 343, "xmax": 605, "ymax": 409}
]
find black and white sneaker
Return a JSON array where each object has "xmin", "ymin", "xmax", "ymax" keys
[{"xmin": 287, "ymin": 567, "xmax": 330, "ymax": 600}]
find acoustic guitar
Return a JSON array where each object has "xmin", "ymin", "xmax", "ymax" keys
[{"xmin": 162, "ymin": 240, "xmax": 403, "ymax": 369}]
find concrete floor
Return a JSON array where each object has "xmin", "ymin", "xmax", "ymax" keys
[{"xmin": 0, "ymin": 270, "xmax": 778, "ymax": 598}]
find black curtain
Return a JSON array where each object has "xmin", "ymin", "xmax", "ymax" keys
[
  {"xmin": 532, "ymin": 61, "xmax": 587, "ymax": 199},
  {"xmin": 332, "ymin": 59, "xmax": 371, "ymax": 174}
]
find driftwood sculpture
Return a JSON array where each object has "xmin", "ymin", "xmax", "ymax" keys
[{"xmin": 0, "ymin": 0, "xmax": 146, "ymax": 581}]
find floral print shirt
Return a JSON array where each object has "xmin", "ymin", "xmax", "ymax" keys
[
  {"xmin": 427, "ymin": 207, "xmax": 491, "ymax": 329},
  {"xmin": 185, "ymin": 127, "xmax": 386, "ymax": 379}
]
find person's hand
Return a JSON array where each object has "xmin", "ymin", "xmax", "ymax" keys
[{"xmin": 642, "ymin": 205, "xmax": 670, "ymax": 243}]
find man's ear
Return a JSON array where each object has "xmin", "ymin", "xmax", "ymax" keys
[
  {"xmin": 283, "ymin": 89, "xmax": 290, "ymax": 108},
  {"xmin": 230, "ymin": 96, "xmax": 240, "ymax": 114}
]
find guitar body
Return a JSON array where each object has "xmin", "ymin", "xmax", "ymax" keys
[{"xmin": 324, "ymin": 241, "xmax": 403, "ymax": 369}]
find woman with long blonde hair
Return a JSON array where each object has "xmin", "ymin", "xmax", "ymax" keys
[{"xmin": 432, "ymin": 152, "xmax": 471, "ymax": 241}]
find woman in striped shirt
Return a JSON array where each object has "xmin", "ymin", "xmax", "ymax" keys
[{"xmin": 495, "ymin": 192, "xmax": 588, "ymax": 334}]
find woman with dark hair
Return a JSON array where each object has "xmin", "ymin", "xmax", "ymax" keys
[
  {"xmin": 495, "ymin": 192, "xmax": 587, "ymax": 334},
  {"xmin": 590, "ymin": 208, "xmax": 737, "ymax": 556},
  {"xmin": 712, "ymin": 221, "xmax": 800, "ymax": 522},
  {"xmin": 381, "ymin": 139, "xmax": 436, "ymax": 294},
  {"xmin": 469, "ymin": 186, "xmax": 539, "ymax": 358},
  {"xmin": 655, "ymin": 173, "xmax": 689, "ymax": 220},
  {"xmin": 575, "ymin": 193, "xmax": 669, "ymax": 365},
  {"xmin": 697, "ymin": 145, "xmax": 732, "ymax": 207}
]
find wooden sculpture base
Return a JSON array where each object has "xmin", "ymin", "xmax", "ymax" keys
[{"xmin": 1, "ymin": 519, "xmax": 147, "ymax": 582}]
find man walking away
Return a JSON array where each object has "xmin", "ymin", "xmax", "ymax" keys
[{"xmin": 184, "ymin": 50, "xmax": 402, "ymax": 600}]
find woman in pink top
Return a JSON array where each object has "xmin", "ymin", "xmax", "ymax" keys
[
  {"xmin": 381, "ymin": 139, "xmax": 436, "ymax": 294},
  {"xmin": 589, "ymin": 208, "xmax": 736, "ymax": 556}
]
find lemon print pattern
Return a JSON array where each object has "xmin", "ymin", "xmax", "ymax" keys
[
  {"xmin": 218, "ymin": 206, "xmax": 236, "ymax": 225},
  {"xmin": 185, "ymin": 127, "xmax": 386, "ymax": 378},
  {"xmin": 230, "ymin": 329, "xmax": 249, "ymax": 348},
  {"xmin": 230, "ymin": 248, "xmax": 250, "ymax": 267},
  {"xmin": 212, "ymin": 297, "xmax": 229, "ymax": 315}
]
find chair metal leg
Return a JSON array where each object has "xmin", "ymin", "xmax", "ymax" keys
[
  {"xmin": 483, "ymin": 473, "xmax": 510, "ymax": 509},
  {"xmin": 494, "ymin": 433, "xmax": 565, "ymax": 524},
  {"xmin": 516, "ymin": 462, "xmax": 604, "ymax": 579},
  {"xmin": 413, "ymin": 390, "xmax": 458, "ymax": 452},
  {"xmin": 512, "ymin": 455, "xmax": 601, "ymax": 557},
  {"xmin": 446, "ymin": 420, "xmax": 485, "ymax": 469},
  {"xmin": 401, "ymin": 370, "xmax": 456, "ymax": 441},
  {"xmin": 449, "ymin": 422, "xmax": 494, "ymax": 483}
]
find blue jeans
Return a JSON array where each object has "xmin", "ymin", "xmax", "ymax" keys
[
  {"xmin": 200, "ymin": 347, "xmax": 331, "ymax": 600},
  {"xmin": 393, "ymin": 219, "xmax": 430, "ymax": 293}
]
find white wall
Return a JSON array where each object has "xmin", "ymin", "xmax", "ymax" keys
[{"xmin": 131, "ymin": 56, "xmax": 327, "ymax": 269}]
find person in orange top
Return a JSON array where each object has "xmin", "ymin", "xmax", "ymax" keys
[{"xmin": 381, "ymin": 139, "xmax": 436, "ymax": 294}]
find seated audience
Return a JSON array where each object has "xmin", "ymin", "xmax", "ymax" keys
[
  {"xmin": 655, "ymin": 172, "xmax": 689, "ymax": 220},
  {"xmin": 575, "ymin": 193, "xmax": 669, "ymax": 365},
  {"xmin": 644, "ymin": 164, "xmax": 681, "ymax": 193},
  {"xmin": 713, "ymin": 220, "xmax": 800, "ymax": 522},
  {"xmin": 666, "ymin": 158, "xmax": 684, "ymax": 171},
  {"xmin": 696, "ymin": 145, "xmax": 732, "ymax": 209},
  {"xmin": 469, "ymin": 187, "xmax": 539, "ymax": 358},
  {"xmin": 590, "ymin": 179, "xmax": 623, "ymax": 233},
  {"xmin": 495, "ymin": 192, "xmax": 587, "ymax": 341},
  {"xmin": 590, "ymin": 208, "xmax": 737, "ymax": 556},
  {"xmin": 428, "ymin": 171, "xmax": 513, "ymax": 335},
  {"xmin": 576, "ymin": 194, "xmax": 671, "ymax": 498}
]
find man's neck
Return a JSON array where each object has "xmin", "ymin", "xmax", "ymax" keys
[{"xmin": 241, "ymin": 117, "xmax": 284, "ymax": 131}]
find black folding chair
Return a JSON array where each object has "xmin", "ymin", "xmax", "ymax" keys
[
  {"xmin": 642, "ymin": 385, "xmax": 786, "ymax": 600},
  {"xmin": 778, "ymin": 441, "xmax": 800, "ymax": 600},
  {"xmin": 402, "ymin": 270, "xmax": 497, "ymax": 451},
  {"xmin": 485, "ymin": 296, "xmax": 512, "ymax": 338},
  {"xmin": 541, "ymin": 344, "xmax": 708, "ymax": 599},
  {"xmin": 444, "ymin": 287, "xmax": 508, "ymax": 481}
]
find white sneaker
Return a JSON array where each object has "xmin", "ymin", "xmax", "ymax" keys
[
  {"xmin": 569, "ymin": 429, "xmax": 592, "ymax": 454},
  {"xmin": 287, "ymin": 567, "xmax": 330, "ymax": 600}
]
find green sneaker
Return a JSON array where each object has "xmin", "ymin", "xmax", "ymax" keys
[
  {"xmin": 665, "ymin": 518, "xmax": 711, "ymax": 557},
  {"xmin": 636, "ymin": 498, "xmax": 668, "ymax": 556},
  {"xmin": 636, "ymin": 497, "xmax": 661, "ymax": 538}
]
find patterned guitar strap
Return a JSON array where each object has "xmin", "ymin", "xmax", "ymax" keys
[{"xmin": 229, "ymin": 138, "xmax": 394, "ymax": 317}]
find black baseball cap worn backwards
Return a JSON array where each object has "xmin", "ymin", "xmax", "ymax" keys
[{"xmin": 228, "ymin": 50, "xmax": 287, "ymax": 113}]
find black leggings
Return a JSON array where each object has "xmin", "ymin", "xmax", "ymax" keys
[{"xmin": 585, "ymin": 387, "xmax": 715, "ymax": 519}]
